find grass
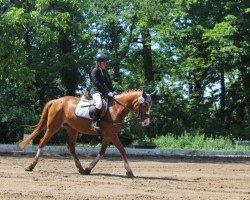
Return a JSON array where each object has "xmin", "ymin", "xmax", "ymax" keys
[{"xmin": 153, "ymin": 132, "xmax": 250, "ymax": 152}]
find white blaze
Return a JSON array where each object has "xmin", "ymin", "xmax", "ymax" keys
[{"xmin": 141, "ymin": 110, "xmax": 150, "ymax": 126}]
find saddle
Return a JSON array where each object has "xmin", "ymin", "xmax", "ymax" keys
[{"xmin": 75, "ymin": 90, "xmax": 108, "ymax": 119}]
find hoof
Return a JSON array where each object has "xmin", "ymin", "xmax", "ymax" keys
[
  {"xmin": 78, "ymin": 168, "xmax": 85, "ymax": 175},
  {"xmin": 84, "ymin": 168, "xmax": 91, "ymax": 175},
  {"xmin": 25, "ymin": 166, "xmax": 34, "ymax": 171},
  {"xmin": 126, "ymin": 171, "xmax": 134, "ymax": 178}
]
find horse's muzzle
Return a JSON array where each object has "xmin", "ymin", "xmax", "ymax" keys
[{"xmin": 141, "ymin": 118, "xmax": 150, "ymax": 126}]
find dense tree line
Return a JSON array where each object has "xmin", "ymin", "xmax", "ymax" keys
[{"xmin": 0, "ymin": 0, "xmax": 249, "ymax": 144}]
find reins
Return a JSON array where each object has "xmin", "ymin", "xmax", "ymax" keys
[
  {"xmin": 112, "ymin": 97, "xmax": 131, "ymax": 112},
  {"xmin": 110, "ymin": 96, "xmax": 135, "ymax": 125}
]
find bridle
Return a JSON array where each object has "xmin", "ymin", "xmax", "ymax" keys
[
  {"xmin": 137, "ymin": 96, "xmax": 151, "ymax": 122},
  {"xmin": 112, "ymin": 93, "xmax": 151, "ymax": 125}
]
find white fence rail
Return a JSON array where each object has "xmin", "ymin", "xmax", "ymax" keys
[{"xmin": 0, "ymin": 144, "xmax": 250, "ymax": 157}]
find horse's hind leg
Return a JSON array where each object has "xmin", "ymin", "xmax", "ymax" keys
[
  {"xmin": 24, "ymin": 100, "xmax": 68, "ymax": 172},
  {"xmin": 25, "ymin": 148, "xmax": 43, "ymax": 171},
  {"xmin": 25, "ymin": 128, "xmax": 58, "ymax": 171},
  {"xmin": 25, "ymin": 114, "xmax": 63, "ymax": 171},
  {"xmin": 85, "ymin": 137, "xmax": 110, "ymax": 175},
  {"xmin": 64, "ymin": 124, "xmax": 85, "ymax": 174}
]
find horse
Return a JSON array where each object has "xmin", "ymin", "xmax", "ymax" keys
[{"xmin": 19, "ymin": 90, "xmax": 154, "ymax": 178}]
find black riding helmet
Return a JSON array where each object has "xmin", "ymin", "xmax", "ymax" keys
[{"xmin": 95, "ymin": 53, "xmax": 108, "ymax": 62}]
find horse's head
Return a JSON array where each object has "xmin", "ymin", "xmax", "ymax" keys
[
  {"xmin": 113, "ymin": 90, "xmax": 155, "ymax": 126},
  {"xmin": 132, "ymin": 91, "xmax": 154, "ymax": 127}
]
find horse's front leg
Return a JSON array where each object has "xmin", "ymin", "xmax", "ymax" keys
[
  {"xmin": 111, "ymin": 135, "xmax": 134, "ymax": 178},
  {"xmin": 85, "ymin": 137, "xmax": 110, "ymax": 175},
  {"xmin": 67, "ymin": 144, "xmax": 85, "ymax": 174}
]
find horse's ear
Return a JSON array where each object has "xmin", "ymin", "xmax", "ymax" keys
[
  {"xmin": 149, "ymin": 91, "xmax": 157, "ymax": 96},
  {"xmin": 142, "ymin": 91, "xmax": 148, "ymax": 98}
]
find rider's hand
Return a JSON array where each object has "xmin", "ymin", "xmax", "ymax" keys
[{"xmin": 108, "ymin": 92, "xmax": 114, "ymax": 97}]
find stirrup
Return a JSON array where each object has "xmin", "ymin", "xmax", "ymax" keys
[{"xmin": 91, "ymin": 122, "xmax": 101, "ymax": 131}]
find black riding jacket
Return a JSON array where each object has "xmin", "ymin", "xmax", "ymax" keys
[{"xmin": 90, "ymin": 66, "xmax": 114, "ymax": 96}]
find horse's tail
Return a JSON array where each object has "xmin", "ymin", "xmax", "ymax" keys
[{"xmin": 19, "ymin": 100, "xmax": 54, "ymax": 149}]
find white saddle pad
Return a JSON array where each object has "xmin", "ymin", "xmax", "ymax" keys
[{"xmin": 75, "ymin": 100, "xmax": 95, "ymax": 119}]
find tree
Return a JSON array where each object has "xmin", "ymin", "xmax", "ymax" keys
[{"xmin": 1, "ymin": 0, "xmax": 250, "ymax": 143}]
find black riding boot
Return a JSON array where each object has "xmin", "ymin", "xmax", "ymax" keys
[{"xmin": 91, "ymin": 108, "xmax": 101, "ymax": 131}]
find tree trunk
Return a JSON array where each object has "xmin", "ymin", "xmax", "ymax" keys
[
  {"xmin": 188, "ymin": 72, "xmax": 193, "ymax": 96},
  {"xmin": 220, "ymin": 64, "xmax": 226, "ymax": 122},
  {"xmin": 140, "ymin": 27, "xmax": 154, "ymax": 82},
  {"xmin": 110, "ymin": 21, "xmax": 121, "ymax": 83},
  {"xmin": 239, "ymin": 67, "xmax": 250, "ymax": 121},
  {"xmin": 23, "ymin": 30, "xmax": 32, "ymax": 65},
  {"xmin": 244, "ymin": 72, "xmax": 250, "ymax": 117},
  {"xmin": 59, "ymin": 32, "xmax": 78, "ymax": 96}
]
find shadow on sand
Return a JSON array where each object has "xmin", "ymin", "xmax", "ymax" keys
[{"xmin": 88, "ymin": 173, "xmax": 196, "ymax": 182}]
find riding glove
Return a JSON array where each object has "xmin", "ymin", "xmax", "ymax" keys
[{"xmin": 108, "ymin": 92, "xmax": 114, "ymax": 97}]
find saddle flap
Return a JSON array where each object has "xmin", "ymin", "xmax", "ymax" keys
[
  {"xmin": 89, "ymin": 98, "xmax": 107, "ymax": 119},
  {"xmin": 75, "ymin": 98, "xmax": 108, "ymax": 119}
]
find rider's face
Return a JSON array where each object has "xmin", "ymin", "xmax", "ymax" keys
[{"xmin": 98, "ymin": 62, "xmax": 108, "ymax": 70}]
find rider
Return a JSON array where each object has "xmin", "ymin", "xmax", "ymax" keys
[{"xmin": 90, "ymin": 53, "xmax": 117, "ymax": 131}]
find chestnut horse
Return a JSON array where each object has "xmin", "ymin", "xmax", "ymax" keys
[{"xmin": 19, "ymin": 90, "xmax": 153, "ymax": 178}]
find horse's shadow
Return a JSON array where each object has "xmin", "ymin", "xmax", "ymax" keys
[{"xmin": 88, "ymin": 173, "xmax": 195, "ymax": 182}]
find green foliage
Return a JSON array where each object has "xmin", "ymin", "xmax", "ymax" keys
[
  {"xmin": 153, "ymin": 131, "xmax": 250, "ymax": 151},
  {"xmin": 0, "ymin": 106, "xmax": 38, "ymax": 143},
  {"xmin": 0, "ymin": 0, "xmax": 249, "ymax": 145}
]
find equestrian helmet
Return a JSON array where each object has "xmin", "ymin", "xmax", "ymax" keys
[{"xmin": 95, "ymin": 53, "xmax": 108, "ymax": 62}]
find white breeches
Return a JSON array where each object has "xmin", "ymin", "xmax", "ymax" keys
[{"xmin": 92, "ymin": 93, "xmax": 103, "ymax": 109}]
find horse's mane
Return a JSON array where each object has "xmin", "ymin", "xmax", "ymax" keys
[{"xmin": 118, "ymin": 89, "xmax": 142, "ymax": 96}]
